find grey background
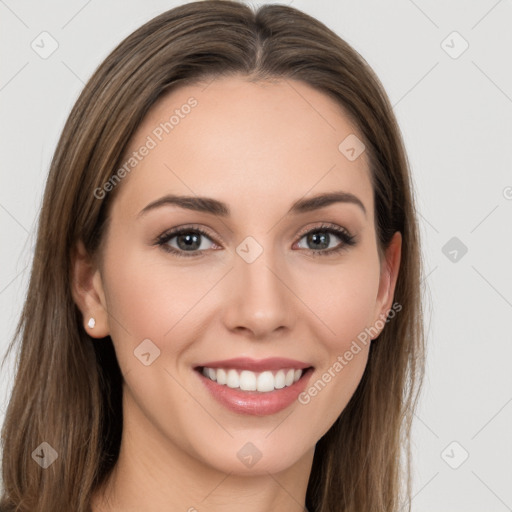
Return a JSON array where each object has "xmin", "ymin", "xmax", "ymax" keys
[{"xmin": 1, "ymin": 1, "xmax": 511, "ymax": 510}]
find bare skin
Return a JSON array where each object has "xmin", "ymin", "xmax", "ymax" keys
[{"xmin": 72, "ymin": 75, "xmax": 401, "ymax": 512}]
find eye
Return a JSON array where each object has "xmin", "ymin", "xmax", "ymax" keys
[
  {"xmin": 155, "ymin": 223, "xmax": 356, "ymax": 258},
  {"xmin": 156, "ymin": 225, "xmax": 218, "ymax": 258},
  {"xmin": 295, "ymin": 223, "xmax": 356, "ymax": 256}
]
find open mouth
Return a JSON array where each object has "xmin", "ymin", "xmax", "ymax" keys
[
  {"xmin": 194, "ymin": 366, "xmax": 314, "ymax": 393},
  {"xmin": 193, "ymin": 357, "xmax": 315, "ymax": 415}
]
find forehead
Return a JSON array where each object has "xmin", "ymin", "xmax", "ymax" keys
[{"xmin": 113, "ymin": 75, "xmax": 373, "ymax": 218}]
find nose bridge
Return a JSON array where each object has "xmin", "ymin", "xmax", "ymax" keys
[{"xmin": 222, "ymin": 234, "xmax": 294, "ymax": 336}]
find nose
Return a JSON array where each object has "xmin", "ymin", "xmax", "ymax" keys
[{"xmin": 220, "ymin": 242, "xmax": 296, "ymax": 339}]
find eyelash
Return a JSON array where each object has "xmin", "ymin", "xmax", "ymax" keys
[{"xmin": 155, "ymin": 223, "xmax": 356, "ymax": 258}]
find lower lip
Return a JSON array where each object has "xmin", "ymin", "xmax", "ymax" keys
[{"xmin": 196, "ymin": 368, "xmax": 314, "ymax": 416}]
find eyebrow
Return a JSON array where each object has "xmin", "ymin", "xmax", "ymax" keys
[{"xmin": 137, "ymin": 191, "xmax": 367, "ymax": 219}]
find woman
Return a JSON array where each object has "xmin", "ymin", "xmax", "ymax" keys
[{"xmin": 0, "ymin": 1, "xmax": 425, "ymax": 511}]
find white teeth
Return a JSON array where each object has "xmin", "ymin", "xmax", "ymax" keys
[
  {"xmin": 274, "ymin": 370, "xmax": 286, "ymax": 389},
  {"xmin": 257, "ymin": 371, "xmax": 274, "ymax": 392},
  {"xmin": 201, "ymin": 367, "xmax": 305, "ymax": 392},
  {"xmin": 239, "ymin": 370, "xmax": 257, "ymax": 391},
  {"xmin": 216, "ymin": 368, "xmax": 227, "ymax": 385},
  {"xmin": 226, "ymin": 369, "xmax": 239, "ymax": 389}
]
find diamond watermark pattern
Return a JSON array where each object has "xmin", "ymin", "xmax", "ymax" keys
[
  {"xmin": 442, "ymin": 236, "xmax": 468, "ymax": 263},
  {"xmin": 31, "ymin": 442, "xmax": 58, "ymax": 469},
  {"xmin": 31, "ymin": 31, "xmax": 59, "ymax": 59},
  {"xmin": 236, "ymin": 236, "xmax": 263, "ymax": 264},
  {"xmin": 338, "ymin": 134, "xmax": 366, "ymax": 161},
  {"xmin": 441, "ymin": 31, "xmax": 469, "ymax": 59},
  {"xmin": 441, "ymin": 441, "xmax": 469, "ymax": 469},
  {"xmin": 134, "ymin": 338, "xmax": 161, "ymax": 366},
  {"xmin": 237, "ymin": 442, "xmax": 262, "ymax": 468}
]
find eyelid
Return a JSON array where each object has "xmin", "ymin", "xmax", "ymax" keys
[
  {"xmin": 156, "ymin": 223, "xmax": 224, "ymax": 247},
  {"xmin": 157, "ymin": 221, "xmax": 351, "ymax": 242},
  {"xmin": 183, "ymin": 223, "xmax": 219, "ymax": 240},
  {"xmin": 294, "ymin": 221, "xmax": 351, "ymax": 239},
  {"xmin": 155, "ymin": 221, "xmax": 356, "ymax": 257}
]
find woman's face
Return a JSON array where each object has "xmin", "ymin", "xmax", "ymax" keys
[{"xmin": 84, "ymin": 76, "xmax": 400, "ymax": 476}]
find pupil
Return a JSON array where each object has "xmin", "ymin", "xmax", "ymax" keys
[
  {"xmin": 309, "ymin": 232, "xmax": 329, "ymax": 250},
  {"xmin": 178, "ymin": 233, "xmax": 200, "ymax": 250}
]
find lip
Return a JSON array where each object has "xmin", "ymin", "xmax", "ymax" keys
[
  {"xmin": 196, "ymin": 357, "xmax": 311, "ymax": 372},
  {"xmin": 194, "ymin": 362, "xmax": 314, "ymax": 416}
]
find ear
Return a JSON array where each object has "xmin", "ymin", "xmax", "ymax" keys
[
  {"xmin": 71, "ymin": 240, "xmax": 110, "ymax": 338},
  {"xmin": 371, "ymin": 231, "xmax": 402, "ymax": 339}
]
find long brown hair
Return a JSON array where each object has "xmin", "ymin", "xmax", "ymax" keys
[{"xmin": 0, "ymin": 1, "xmax": 425, "ymax": 510}]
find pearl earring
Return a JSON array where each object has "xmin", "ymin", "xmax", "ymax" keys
[{"xmin": 87, "ymin": 317, "xmax": 96, "ymax": 329}]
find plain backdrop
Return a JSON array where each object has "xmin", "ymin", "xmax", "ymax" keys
[{"xmin": 1, "ymin": 1, "xmax": 511, "ymax": 510}]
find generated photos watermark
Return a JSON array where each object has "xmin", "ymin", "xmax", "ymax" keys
[
  {"xmin": 298, "ymin": 301, "xmax": 402, "ymax": 405},
  {"xmin": 94, "ymin": 96, "xmax": 198, "ymax": 200}
]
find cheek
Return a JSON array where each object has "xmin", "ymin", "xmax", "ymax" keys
[
  {"xmin": 101, "ymin": 243, "xmax": 223, "ymax": 364},
  {"xmin": 289, "ymin": 256, "xmax": 379, "ymax": 433},
  {"xmin": 295, "ymin": 255, "xmax": 381, "ymax": 348}
]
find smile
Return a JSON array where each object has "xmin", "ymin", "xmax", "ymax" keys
[
  {"xmin": 201, "ymin": 367, "xmax": 303, "ymax": 392},
  {"xmin": 194, "ymin": 357, "xmax": 314, "ymax": 416}
]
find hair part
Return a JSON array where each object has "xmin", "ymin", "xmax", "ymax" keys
[{"xmin": 1, "ymin": 1, "xmax": 425, "ymax": 511}]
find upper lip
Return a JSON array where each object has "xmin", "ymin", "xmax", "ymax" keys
[{"xmin": 196, "ymin": 357, "xmax": 312, "ymax": 372}]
